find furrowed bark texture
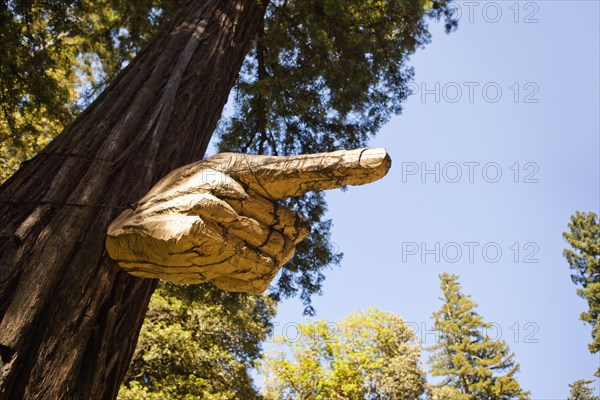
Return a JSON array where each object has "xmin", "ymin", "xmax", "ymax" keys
[{"xmin": 0, "ymin": 1, "xmax": 266, "ymax": 398}]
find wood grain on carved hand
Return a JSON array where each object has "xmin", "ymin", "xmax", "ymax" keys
[{"xmin": 105, "ymin": 148, "xmax": 391, "ymax": 293}]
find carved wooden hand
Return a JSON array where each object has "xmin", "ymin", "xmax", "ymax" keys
[{"xmin": 106, "ymin": 148, "xmax": 391, "ymax": 293}]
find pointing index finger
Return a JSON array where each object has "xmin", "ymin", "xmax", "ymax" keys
[{"xmin": 203, "ymin": 148, "xmax": 392, "ymax": 200}]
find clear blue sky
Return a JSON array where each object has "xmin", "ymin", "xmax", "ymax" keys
[{"xmin": 254, "ymin": 2, "xmax": 599, "ymax": 398}]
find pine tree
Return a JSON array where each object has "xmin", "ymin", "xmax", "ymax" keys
[
  {"xmin": 563, "ymin": 211, "xmax": 600, "ymax": 375},
  {"xmin": 428, "ymin": 273, "xmax": 530, "ymax": 400},
  {"xmin": 568, "ymin": 379, "xmax": 600, "ymax": 400}
]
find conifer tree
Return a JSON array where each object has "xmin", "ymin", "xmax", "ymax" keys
[
  {"xmin": 568, "ymin": 379, "xmax": 600, "ymax": 400},
  {"xmin": 563, "ymin": 211, "xmax": 600, "ymax": 375},
  {"xmin": 428, "ymin": 273, "xmax": 530, "ymax": 400}
]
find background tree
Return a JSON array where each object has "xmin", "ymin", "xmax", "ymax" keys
[
  {"xmin": 563, "ymin": 211, "xmax": 600, "ymax": 375},
  {"xmin": 568, "ymin": 379, "xmax": 600, "ymax": 400},
  {"xmin": 428, "ymin": 273, "xmax": 530, "ymax": 400},
  {"xmin": 118, "ymin": 284, "xmax": 275, "ymax": 400},
  {"xmin": 260, "ymin": 307, "xmax": 426, "ymax": 399}
]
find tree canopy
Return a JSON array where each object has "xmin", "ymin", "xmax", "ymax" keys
[
  {"xmin": 0, "ymin": 0, "xmax": 189, "ymax": 181},
  {"xmin": 260, "ymin": 307, "xmax": 427, "ymax": 399}
]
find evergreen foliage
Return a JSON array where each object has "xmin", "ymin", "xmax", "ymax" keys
[
  {"xmin": 0, "ymin": 0, "xmax": 188, "ymax": 181},
  {"xmin": 118, "ymin": 284, "xmax": 276, "ymax": 399},
  {"xmin": 568, "ymin": 379, "xmax": 600, "ymax": 400},
  {"xmin": 563, "ymin": 211, "xmax": 600, "ymax": 372},
  {"xmin": 428, "ymin": 273, "xmax": 530, "ymax": 400}
]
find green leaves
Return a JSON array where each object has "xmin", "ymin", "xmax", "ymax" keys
[
  {"xmin": 0, "ymin": 1, "xmax": 79, "ymax": 181},
  {"xmin": 260, "ymin": 308, "xmax": 427, "ymax": 399},
  {"xmin": 0, "ymin": 0, "xmax": 187, "ymax": 182}
]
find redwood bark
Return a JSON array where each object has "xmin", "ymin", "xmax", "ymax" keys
[{"xmin": 0, "ymin": 1, "xmax": 266, "ymax": 398}]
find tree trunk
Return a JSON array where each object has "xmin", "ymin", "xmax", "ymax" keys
[{"xmin": 0, "ymin": 0, "xmax": 266, "ymax": 398}]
